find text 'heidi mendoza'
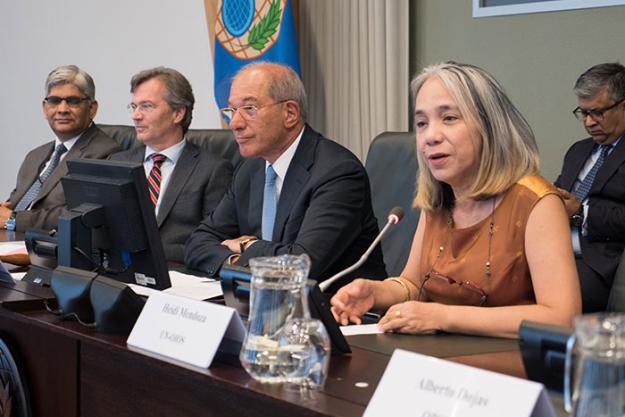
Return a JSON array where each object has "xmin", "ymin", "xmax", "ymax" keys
[{"xmin": 162, "ymin": 303, "xmax": 207, "ymax": 323}]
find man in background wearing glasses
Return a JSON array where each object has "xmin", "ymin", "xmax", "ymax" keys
[
  {"xmin": 185, "ymin": 62, "xmax": 386, "ymax": 293},
  {"xmin": 0, "ymin": 65, "xmax": 120, "ymax": 232},
  {"xmin": 110, "ymin": 67, "xmax": 232, "ymax": 263},
  {"xmin": 555, "ymin": 62, "xmax": 625, "ymax": 312}
]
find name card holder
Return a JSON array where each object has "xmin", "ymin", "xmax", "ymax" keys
[
  {"xmin": 127, "ymin": 292, "xmax": 246, "ymax": 369},
  {"xmin": 364, "ymin": 349, "xmax": 556, "ymax": 417}
]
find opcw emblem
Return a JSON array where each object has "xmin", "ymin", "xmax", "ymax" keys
[{"xmin": 216, "ymin": 0, "xmax": 286, "ymax": 59}]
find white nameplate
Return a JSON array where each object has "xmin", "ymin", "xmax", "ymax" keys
[
  {"xmin": 364, "ymin": 349, "xmax": 556, "ymax": 417},
  {"xmin": 127, "ymin": 292, "xmax": 246, "ymax": 368}
]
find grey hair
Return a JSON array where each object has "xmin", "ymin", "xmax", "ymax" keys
[
  {"xmin": 410, "ymin": 62, "xmax": 539, "ymax": 211},
  {"xmin": 131, "ymin": 67, "xmax": 195, "ymax": 134},
  {"xmin": 574, "ymin": 62, "xmax": 625, "ymax": 101},
  {"xmin": 45, "ymin": 65, "xmax": 96, "ymax": 100},
  {"xmin": 235, "ymin": 61, "xmax": 308, "ymax": 121}
]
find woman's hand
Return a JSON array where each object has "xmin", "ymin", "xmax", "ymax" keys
[
  {"xmin": 330, "ymin": 279, "xmax": 376, "ymax": 325},
  {"xmin": 378, "ymin": 301, "xmax": 445, "ymax": 334},
  {"xmin": 556, "ymin": 187, "xmax": 580, "ymax": 217}
]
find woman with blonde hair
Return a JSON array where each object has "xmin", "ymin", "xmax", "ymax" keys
[{"xmin": 331, "ymin": 62, "xmax": 581, "ymax": 338}]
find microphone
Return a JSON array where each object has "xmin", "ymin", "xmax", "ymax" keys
[{"xmin": 319, "ymin": 207, "xmax": 404, "ymax": 292}]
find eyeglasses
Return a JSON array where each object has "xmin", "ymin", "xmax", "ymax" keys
[
  {"xmin": 573, "ymin": 99, "xmax": 625, "ymax": 121},
  {"xmin": 220, "ymin": 100, "xmax": 288, "ymax": 124},
  {"xmin": 418, "ymin": 270, "xmax": 488, "ymax": 307},
  {"xmin": 44, "ymin": 96, "xmax": 90, "ymax": 108},
  {"xmin": 127, "ymin": 102, "xmax": 158, "ymax": 114}
]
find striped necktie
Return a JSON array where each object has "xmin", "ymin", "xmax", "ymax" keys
[
  {"xmin": 147, "ymin": 153, "xmax": 167, "ymax": 206},
  {"xmin": 14, "ymin": 143, "xmax": 67, "ymax": 211},
  {"xmin": 574, "ymin": 144, "xmax": 611, "ymax": 202}
]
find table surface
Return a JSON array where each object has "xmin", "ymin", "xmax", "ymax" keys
[
  {"xmin": 0, "ymin": 279, "xmax": 568, "ymax": 417},
  {"xmin": 0, "ymin": 228, "xmax": 568, "ymax": 417}
]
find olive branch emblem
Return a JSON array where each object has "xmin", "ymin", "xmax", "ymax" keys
[{"xmin": 247, "ymin": 0, "xmax": 281, "ymax": 51}]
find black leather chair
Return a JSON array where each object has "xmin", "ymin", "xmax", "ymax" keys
[
  {"xmin": 98, "ymin": 124, "xmax": 138, "ymax": 151},
  {"xmin": 365, "ymin": 131, "xmax": 420, "ymax": 277},
  {"xmin": 98, "ymin": 124, "xmax": 244, "ymax": 169}
]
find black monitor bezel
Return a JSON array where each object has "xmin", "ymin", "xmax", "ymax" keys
[
  {"xmin": 61, "ymin": 158, "xmax": 170, "ymax": 290},
  {"xmin": 518, "ymin": 320, "xmax": 572, "ymax": 392}
]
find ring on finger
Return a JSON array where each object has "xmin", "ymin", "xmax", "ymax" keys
[{"xmin": 395, "ymin": 310, "xmax": 401, "ymax": 318}]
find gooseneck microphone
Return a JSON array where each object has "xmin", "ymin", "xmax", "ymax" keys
[{"xmin": 319, "ymin": 207, "xmax": 404, "ymax": 292}]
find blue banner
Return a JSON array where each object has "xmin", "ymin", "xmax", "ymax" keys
[{"xmin": 213, "ymin": 0, "xmax": 301, "ymax": 112}]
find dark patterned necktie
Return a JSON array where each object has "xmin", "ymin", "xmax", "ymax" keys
[
  {"xmin": 14, "ymin": 143, "xmax": 67, "ymax": 211},
  {"xmin": 147, "ymin": 153, "xmax": 167, "ymax": 206},
  {"xmin": 574, "ymin": 144, "xmax": 611, "ymax": 202}
]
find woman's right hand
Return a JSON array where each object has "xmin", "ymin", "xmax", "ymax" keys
[{"xmin": 330, "ymin": 279, "xmax": 376, "ymax": 325}]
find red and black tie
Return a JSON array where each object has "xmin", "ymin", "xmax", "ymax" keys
[{"xmin": 147, "ymin": 153, "xmax": 166, "ymax": 206}]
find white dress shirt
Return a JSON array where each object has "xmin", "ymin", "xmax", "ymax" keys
[
  {"xmin": 266, "ymin": 127, "xmax": 305, "ymax": 199},
  {"xmin": 143, "ymin": 139, "xmax": 186, "ymax": 216},
  {"xmin": 38, "ymin": 134, "xmax": 80, "ymax": 177}
]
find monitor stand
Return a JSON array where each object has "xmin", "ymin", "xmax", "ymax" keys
[
  {"xmin": 22, "ymin": 265, "xmax": 54, "ymax": 287},
  {"xmin": 23, "ymin": 229, "xmax": 59, "ymax": 286}
]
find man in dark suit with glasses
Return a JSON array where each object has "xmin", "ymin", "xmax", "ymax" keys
[
  {"xmin": 185, "ymin": 62, "xmax": 386, "ymax": 292},
  {"xmin": 0, "ymin": 65, "xmax": 120, "ymax": 232},
  {"xmin": 110, "ymin": 67, "xmax": 232, "ymax": 263},
  {"xmin": 555, "ymin": 62, "xmax": 625, "ymax": 312}
]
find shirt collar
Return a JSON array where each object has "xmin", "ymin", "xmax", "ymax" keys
[
  {"xmin": 55, "ymin": 131, "xmax": 84, "ymax": 152},
  {"xmin": 143, "ymin": 138, "xmax": 186, "ymax": 164},
  {"xmin": 267, "ymin": 127, "xmax": 305, "ymax": 180},
  {"xmin": 594, "ymin": 135, "xmax": 622, "ymax": 154},
  {"xmin": 54, "ymin": 122, "xmax": 94, "ymax": 152}
]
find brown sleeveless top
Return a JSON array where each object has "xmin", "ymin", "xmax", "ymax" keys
[{"xmin": 416, "ymin": 175, "xmax": 557, "ymax": 307}]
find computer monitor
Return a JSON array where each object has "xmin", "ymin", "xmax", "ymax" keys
[
  {"xmin": 518, "ymin": 320, "xmax": 572, "ymax": 392},
  {"xmin": 59, "ymin": 159, "xmax": 171, "ymax": 290}
]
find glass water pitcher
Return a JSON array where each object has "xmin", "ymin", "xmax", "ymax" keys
[
  {"xmin": 565, "ymin": 313, "xmax": 625, "ymax": 417},
  {"xmin": 240, "ymin": 254, "xmax": 330, "ymax": 388}
]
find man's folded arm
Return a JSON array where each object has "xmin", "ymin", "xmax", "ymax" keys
[
  {"xmin": 185, "ymin": 188, "xmax": 240, "ymax": 276},
  {"xmin": 238, "ymin": 159, "xmax": 369, "ymax": 279},
  {"xmin": 14, "ymin": 204, "xmax": 70, "ymax": 232}
]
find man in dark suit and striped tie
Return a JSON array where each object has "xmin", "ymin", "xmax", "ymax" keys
[
  {"xmin": 0, "ymin": 65, "xmax": 121, "ymax": 232},
  {"xmin": 110, "ymin": 67, "xmax": 233, "ymax": 263},
  {"xmin": 555, "ymin": 62, "xmax": 625, "ymax": 312}
]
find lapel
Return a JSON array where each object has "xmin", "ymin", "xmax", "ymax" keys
[
  {"xmin": 272, "ymin": 126, "xmax": 316, "ymax": 240},
  {"xmin": 560, "ymin": 139, "xmax": 595, "ymax": 191},
  {"xmin": 590, "ymin": 135, "xmax": 625, "ymax": 194},
  {"xmin": 249, "ymin": 160, "xmax": 265, "ymax": 234},
  {"xmin": 156, "ymin": 142, "xmax": 199, "ymax": 227},
  {"xmin": 16, "ymin": 143, "xmax": 54, "ymax": 203},
  {"xmin": 32, "ymin": 124, "xmax": 98, "ymax": 206}
]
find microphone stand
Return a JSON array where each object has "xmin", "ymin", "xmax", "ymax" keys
[{"xmin": 319, "ymin": 209, "xmax": 402, "ymax": 292}]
